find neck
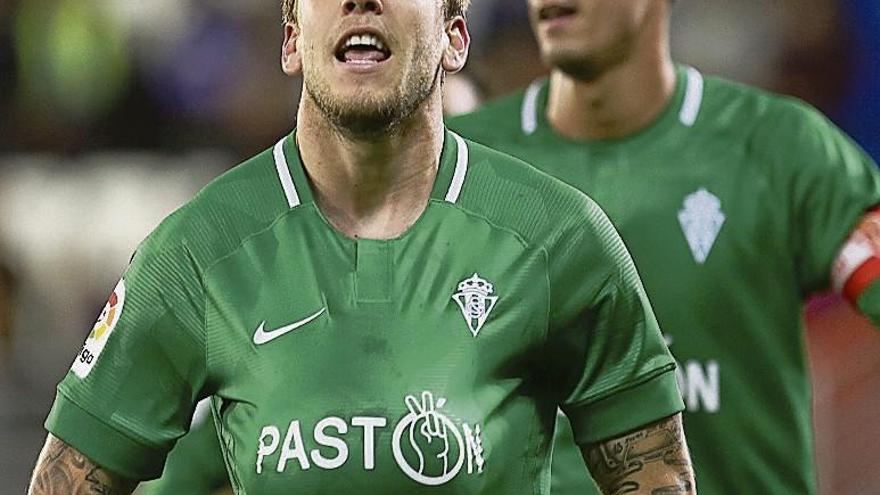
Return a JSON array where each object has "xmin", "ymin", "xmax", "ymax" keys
[
  {"xmin": 296, "ymin": 92, "xmax": 445, "ymax": 240},
  {"xmin": 546, "ymin": 15, "xmax": 676, "ymax": 141}
]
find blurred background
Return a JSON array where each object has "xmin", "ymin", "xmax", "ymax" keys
[{"xmin": 1, "ymin": 0, "xmax": 878, "ymax": 492}]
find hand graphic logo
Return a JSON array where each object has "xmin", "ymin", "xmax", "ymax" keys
[
  {"xmin": 407, "ymin": 392, "xmax": 453, "ymax": 475},
  {"xmin": 392, "ymin": 391, "xmax": 465, "ymax": 486}
]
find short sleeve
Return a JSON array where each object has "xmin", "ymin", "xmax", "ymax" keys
[
  {"xmin": 545, "ymin": 201, "xmax": 683, "ymax": 445},
  {"xmin": 770, "ymin": 101, "xmax": 880, "ymax": 293},
  {"xmin": 45, "ymin": 231, "xmax": 207, "ymax": 480}
]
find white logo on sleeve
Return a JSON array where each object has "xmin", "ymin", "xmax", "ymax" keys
[
  {"xmin": 71, "ymin": 278, "xmax": 126, "ymax": 379},
  {"xmin": 452, "ymin": 274, "xmax": 498, "ymax": 337},
  {"xmin": 678, "ymin": 188, "xmax": 725, "ymax": 264}
]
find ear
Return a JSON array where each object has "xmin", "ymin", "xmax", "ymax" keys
[
  {"xmin": 441, "ymin": 16, "xmax": 470, "ymax": 74},
  {"xmin": 281, "ymin": 23, "xmax": 302, "ymax": 76}
]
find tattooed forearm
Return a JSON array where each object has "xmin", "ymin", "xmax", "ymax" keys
[
  {"xmin": 28, "ymin": 434, "xmax": 137, "ymax": 495},
  {"xmin": 582, "ymin": 413, "xmax": 696, "ymax": 495}
]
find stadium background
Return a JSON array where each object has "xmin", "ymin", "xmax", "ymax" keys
[{"xmin": 0, "ymin": 0, "xmax": 878, "ymax": 492}]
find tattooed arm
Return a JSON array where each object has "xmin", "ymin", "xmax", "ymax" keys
[
  {"xmin": 582, "ymin": 413, "xmax": 696, "ymax": 495},
  {"xmin": 28, "ymin": 434, "xmax": 138, "ymax": 495}
]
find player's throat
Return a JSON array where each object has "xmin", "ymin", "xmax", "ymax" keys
[
  {"xmin": 296, "ymin": 99, "xmax": 446, "ymax": 240},
  {"xmin": 546, "ymin": 58, "xmax": 677, "ymax": 141},
  {"xmin": 283, "ymin": 127, "xmax": 465, "ymax": 242}
]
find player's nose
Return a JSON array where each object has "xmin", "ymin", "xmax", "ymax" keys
[{"xmin": 342, "ymin": 0, "xmax": 384, "ymax": 16}]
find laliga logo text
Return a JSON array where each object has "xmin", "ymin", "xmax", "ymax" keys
[
  {"xmin": 255, "ymin": 391, "xmax": 485, "ymax": 486},
  {"xmin": 71, "ymin": 279, "xmax": 126, "ymax": 379}
]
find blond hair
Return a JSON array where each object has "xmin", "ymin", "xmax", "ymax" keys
[{"xmin": 282, "ymin": 0, "xmax": 469, "ymax": 24}]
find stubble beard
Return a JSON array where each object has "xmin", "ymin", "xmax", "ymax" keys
[{"xmin": 303, "ymin": 36, "xmax": 443, "ymax": 138}]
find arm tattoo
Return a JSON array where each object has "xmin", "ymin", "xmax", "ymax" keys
[
  {"xmin": 583, "ymin": 413, "xmax": 696, "ymax": 495},
  {"xmin": 28, "ymin": 434, "xmax": 138, "ymax": 495}
]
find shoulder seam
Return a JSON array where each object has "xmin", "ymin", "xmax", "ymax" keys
[
  {"xmin": 566, "ymin": 362, "xmax": 677, "ymax": 410},
  {"xmin": 430, "ymin": 199, "xmax": 533, "ymax": 251},
  {"xmin": 182, "ymin": 238, "xmax": 211, "ymax": 390},
  {"xmin": 201, "ymin": 206, "xmax": 309, "ymax": 279}
]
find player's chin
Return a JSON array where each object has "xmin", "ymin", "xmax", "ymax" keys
[
  {"xmin": 538, "ymin": 45, "xmax": 575, "ymax": 68},
  {"xmin": 330, "ymin": 82, "xmax": 399, "ymax": 112},
  {"xmin": 329, "ymin": 91, "xmax": 402, "ymax": 125},
  {"xmin": 541, "ymin": 46, "xmax": 598, "ymax": 76},
  {"xmin": 335, "ymin": 107, "xmax": 401, "ymax": 137}
]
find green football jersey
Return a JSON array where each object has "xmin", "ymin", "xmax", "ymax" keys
[
  {"xmin": 46, "ymin": 130, "xmax": 683, "ymax": 494},
  {"xmin": 448, "ymin": 65, "xmax": 880, "ymax": 495}
]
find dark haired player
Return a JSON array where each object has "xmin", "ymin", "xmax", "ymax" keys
[{"xmin": 449, "ymin": 0, "xmax": 880, "ymax": 494}]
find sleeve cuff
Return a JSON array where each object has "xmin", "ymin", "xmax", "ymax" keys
[
  {"xmin": 45, "ymin": 392, "xmax": 168, "ymax": 481},
  {"xmin": 562, "ymin": 368, "xmax": 685, "ymax": 445}
]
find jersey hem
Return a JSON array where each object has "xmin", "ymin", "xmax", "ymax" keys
[
  {"xmin": 45, "ymin": 391, "xmax": 168, "ymax": 480},
  {"xmin": 562, "ymin": 367, "xmax": 684, "ymax": 444}
]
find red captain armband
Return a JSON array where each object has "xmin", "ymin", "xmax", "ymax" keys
[{"xmin": 832, "ymin": 207, "xmax": 880, "ymax": 303}]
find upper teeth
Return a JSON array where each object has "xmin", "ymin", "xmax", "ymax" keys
[{"xmin": 344, "ymin": 34, "xmax": 385, "ymax": 51}]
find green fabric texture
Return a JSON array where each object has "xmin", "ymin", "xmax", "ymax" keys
[
  {"xmin": 46, "ymin": 130, "xmax": 680, "ymax": 494},
  {"xmin": 141, "ymin": 416, "xmax": 229, "ymax": 494},
  {"xmin": 47, "ymin": 393, "xmax": 168, "ymax": 480},
  {"xmin": 448, "ymin": 65, "xmax": 880, "ymax": 495}
]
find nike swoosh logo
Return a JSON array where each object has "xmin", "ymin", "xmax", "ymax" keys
[{"xmin": 252, "ymin": 308, "xmax": 327, "ymax": 345}]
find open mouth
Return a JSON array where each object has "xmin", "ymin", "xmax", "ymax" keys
[
  {"xmin": 335, "ymin": 31, "xmax": 392, "ymax": 64},
  {"xmin": 538, "ymin": 5, "xmax": 577, "ymax": 21}
]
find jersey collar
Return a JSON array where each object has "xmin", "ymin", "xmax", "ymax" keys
[
  {"xmin": 271, "ymin": 128, "xmax": 471, "ymax": 210},
  {"xmin": 433, "ymin": 129, "xmax": 470, "ymax": 204},
  {"xmin": 520, "ymin": 65, "xmax": 705, "ymax": 149}
]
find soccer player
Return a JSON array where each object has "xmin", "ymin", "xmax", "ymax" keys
[
  {"xmin": 28, "ymin": 1, "xmax": 696, "ymax": 494},
  {"xmin": 447, "ymin": 1, "xmax": 880, "ymax": 494},
  {"xmin": 142, "ymin": 67, "xmax": 489, "ymax": 495}
]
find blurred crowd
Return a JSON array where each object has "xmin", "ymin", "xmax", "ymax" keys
[
  {"xmin": 2, "ymin": 0, "xmax": 876, "ymax": 157},
  {"xmin": 0, "ymin": 0, "xmax": 878, "ymax": 492}
]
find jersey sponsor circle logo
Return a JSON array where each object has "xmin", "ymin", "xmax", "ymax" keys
[
  {"xmin": 392, "ymin": 391, "xmax": 485, "ymax": 485},
  {"xmin": 452, "ymin": 273, "xmax": 498, "ymax": 337},
  {"xmin": 254, "ymin": 391, "xmax": 486, "ymax": 485},
  {"xmin": 678, "ymin": 188, "xmax": 726, "ymax": 264},
  {"xmin": 252, "ymin": 307, "xmax": 326, "ymax": 345},
  {"xmin": 71, "ymin": 278, "xmax": 126, "ymax": 379}
]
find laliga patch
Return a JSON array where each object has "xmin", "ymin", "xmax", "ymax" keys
[{"xmin": 71, "ymin": 278, "xmax": 126, "ymax": 379}]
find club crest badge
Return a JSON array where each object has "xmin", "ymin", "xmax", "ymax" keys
[
  {"xmin": 678, "ymin": 188, "xmax": 725, "ymax": 264},
  {"xmin": 452, "ymin": 273, "xmax": 498, "ymax": 337}
]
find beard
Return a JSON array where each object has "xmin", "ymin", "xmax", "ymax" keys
[{"xmin": 302, "ymin": 35, "xmax": 443, "ymax": 138}]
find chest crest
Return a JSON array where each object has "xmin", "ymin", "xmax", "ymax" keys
[
  {"xmin": 452, "ymin": 273, "xmax": 499, "ymax": 338},
  {"xmin": 678, "ymin": 188, "xmax": 726, "ymax": 264}
]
